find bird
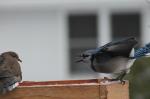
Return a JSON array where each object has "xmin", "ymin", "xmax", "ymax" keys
[
  {"xmin": 134, "ymin": 42, "xmax": 150, "ymax": 58},
  {"xmin": 76, "ymin": 37, "xmax": 138, "ymax": 84},
  {"xmin": 0, "ymin": 51, "xmax": 22, "ymax": 94}
]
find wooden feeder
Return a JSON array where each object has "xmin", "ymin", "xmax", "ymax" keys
[{"xmin": 0, "ymin": 79, "xmax": 129, "ymax": 99}]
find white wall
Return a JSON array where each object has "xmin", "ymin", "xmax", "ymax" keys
[
  {"xmin": 0, "ymin": 0, "xmax": 150, "ymax": 81},
  {"xmin": 0, "ymin": 9, "xmax": 68, "ymax": 81},
  {"xmin": 141, "ymin": 6, "xmax": 150, "ymax": 45}
]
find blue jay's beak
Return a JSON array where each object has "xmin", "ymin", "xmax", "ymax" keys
[
  {"xmin": 75, "ymin": 55, "xmax": 84, "ymax": 62},
  {"xmin": 76, "ymin": 59, "xmax": 84, "ymax": 62},
  {"xmin": 75, "ymin": 53, "xmax": 90, "ymax": 63}
]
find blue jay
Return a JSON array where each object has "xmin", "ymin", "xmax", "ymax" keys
[{"xmin": 76, "ymin": 37, "xmax": 150, "ymax": 84}]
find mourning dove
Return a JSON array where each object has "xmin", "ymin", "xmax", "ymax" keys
[{"xmin": 0, "ymin": 51, "xmax": 22, "ymax": 94}]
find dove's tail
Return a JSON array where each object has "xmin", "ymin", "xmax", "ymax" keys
[{"xmin": 134, "ymin": 43, "xmax": 150, "ymax": 58}]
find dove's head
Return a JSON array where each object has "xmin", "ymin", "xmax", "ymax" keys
[{"xmin": 2, "ymin": 51, "xmax": 22, "ymax": 62}]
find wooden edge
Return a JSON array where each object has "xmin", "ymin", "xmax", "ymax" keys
[
  {"xmin": 19, "ymin": 79, "xmax": 129, "ymax": 87},
  {"xmin": 19, "ymin": 79, "xmax": 99, "ymax": 86},
  {"xmin": 0, "ymin": 79, "xmax": 129, "ymax": 99}
]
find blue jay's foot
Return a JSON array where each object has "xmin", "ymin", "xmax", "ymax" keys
[
  {"xmin": 120, "ymin": 80, "xmax": 125, "ymax": 85},
  {"xmin": 100, "ymin": 77, "xmax": 110, "ymax": 85},
  {"xmin": 100, "ymin": 72, "xmax": 127, "ymax": 85},
  {"xmin": 100, "ymin": 77, "xmax": 110, "ymax": 83},
  {"xmin": 100, "ymin": 77, "xmax": 120, "ymax": 85},
  {"xmin": 110, "ymin": 78, "xmax": 125, "ymax": 85},
  {"xmin": 110, "ymin": 72, "xmax": 126, "ymax": 85}
]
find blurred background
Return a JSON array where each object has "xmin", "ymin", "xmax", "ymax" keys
[{"xmin": 0, "ymin": 0, "xmax": 150, "ymax": 99}]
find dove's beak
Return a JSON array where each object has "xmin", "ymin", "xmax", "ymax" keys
[{"xmin": 18, "ymin": 58, "xmax": 22, "ymax": 62}]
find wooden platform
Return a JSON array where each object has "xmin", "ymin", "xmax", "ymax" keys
[{"xmin": 0, "ymin": 79, "xmax": 129, "ymax": 99}]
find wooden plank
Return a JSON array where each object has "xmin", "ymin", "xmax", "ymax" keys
[
  {"xmin": 107, "ymin": 83, "xmax": 129, "ymax": 99},
  {"xmin": 0, "ymin": 79, "xmax": 129, "ymax": 99}
]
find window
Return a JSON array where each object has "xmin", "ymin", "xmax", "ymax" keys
[
  {"xmin": 68, "ymin": 14, "xmax": 97, "ymax": 74},
  {"xmin": 111, "ymin": 13, "xmax": 141, "ymax": 41}
]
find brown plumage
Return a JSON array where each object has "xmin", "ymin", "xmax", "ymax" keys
[{"xmin": 0, "ymin": 51, "xmax": 22, "ymax": 94}]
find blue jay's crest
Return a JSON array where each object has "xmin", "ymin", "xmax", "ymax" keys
[{"xmin": 134, "ymin": 43, "xmax": 150, "ymax": 58}]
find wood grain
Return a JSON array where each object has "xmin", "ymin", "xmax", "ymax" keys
[{"xmin": 0, "ymin": 79, "xmax": 129, "ymax": 99}]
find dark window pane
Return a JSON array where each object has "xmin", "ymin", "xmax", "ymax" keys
[
  {"xmin": 68, "ymin": 14, "xmax": 97, "ymax": 38},
  {"xmin": 68, "ymin": 14, "xmax": 97, "ymax": 74},
  {"xmin": 111, "ymin": 13, "xmax": 141, "ymax": 40}
]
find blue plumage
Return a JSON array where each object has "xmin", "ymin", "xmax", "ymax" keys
[{"xmin": 134, "ymin": 43, "xmax": 150, "ymax": 58}]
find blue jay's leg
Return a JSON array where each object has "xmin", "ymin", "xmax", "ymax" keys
[{"xmin": 110, "ymin": 71, "xmax": 126, "ymax": 85}]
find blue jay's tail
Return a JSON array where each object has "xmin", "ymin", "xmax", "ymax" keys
[{"xmin": 134, "ymin": 43, "xmax": 150, "ymax": 58}]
